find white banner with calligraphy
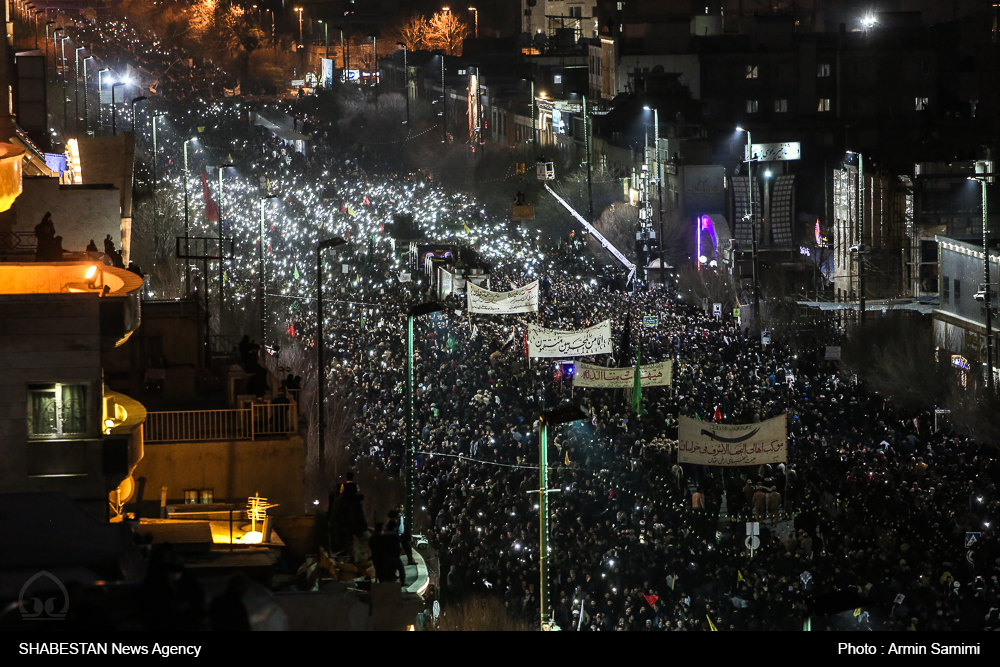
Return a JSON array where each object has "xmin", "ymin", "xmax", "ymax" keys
[
  {"xmin": 572, "ymin": 360, "xmax": 672, "ymax": 388},
  {"xmin": 467, "ymin": 280, "xmax": 539, "ymax": 314},
  {"xmin": 527, "ymin": 320, "xmax": 612, "ymax": 358},
  {"xmin": 677, "ymin": 414, "xmax": 787, "ymax": 466}
]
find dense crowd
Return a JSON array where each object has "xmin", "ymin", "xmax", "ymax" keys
[{"xmin": 56, "ymin": 16, "xmax": 1000, "ymax": 629}]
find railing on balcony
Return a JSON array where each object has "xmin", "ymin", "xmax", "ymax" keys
[{"xmin": 144, "ymin": 402, "xmax": 298, "ymax": 443}]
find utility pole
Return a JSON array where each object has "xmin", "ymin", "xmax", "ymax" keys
[
  {"xmin": 317, "ymin": 237, "xmax": 347, "ymax": 490},
  {"xmin": 848, "ymin": 150, "xmax": 866, "ymax": 323},
  {"xmin": 441, "ymin": 56, "xmax": 447, "ymax": 139},
  {"xmin": 738, "ymin": 127, "xmax": 760, "ymax": 328},
  {"xmin": 974, "ymin": 159, "xmax": 995, "ymax": 392},
  {"xmin": 584, "ymin": 95, "xmax": 593, "ymax": 219}
]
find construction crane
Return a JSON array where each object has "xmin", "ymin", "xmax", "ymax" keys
[{"xmin": 543, "ymin": 184, "xmax": 636, "ymax": 285}]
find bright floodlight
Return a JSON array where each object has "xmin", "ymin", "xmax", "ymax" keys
[
  {"xmin": 85, "ymin": 265, "xmax": 97, "ymax": 280},
  {"xmin": 765, "ymin": 169, "xmax": 772, "ymax": 178},
  {"xmin": 699, "ymin": 255, "xmax": 708, "ymax": 264},
  {"xmin": 736, "ymin": 126, "xmax": 746, "ymax": 132},
  {"xmin": 862, "ymin": 15, "xmax": 877, "ymax": 27}
]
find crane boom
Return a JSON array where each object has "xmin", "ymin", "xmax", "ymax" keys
[{"xmin": 543, "ymin": 184, "xmax": 636, "ymax": 284}]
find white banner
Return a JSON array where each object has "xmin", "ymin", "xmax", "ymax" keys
[
  {"xmin": 528, "ymin": 320, "xmax": 612, "ymax": 358},
  {"xmin": 573, "ymin": 360, "xmax": 672, "ymax": 388},
  {"xmin": 677, "ymin": 414, "xmax": 787, "ymax": 466},
  {"xmin": 468, "ymin": 280, "xmax": 539, "ymax": 315}
]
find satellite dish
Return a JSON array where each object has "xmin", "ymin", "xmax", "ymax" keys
[{"xmin": 109, "ymin": 475, "xmax": 136, "ymax": 504}]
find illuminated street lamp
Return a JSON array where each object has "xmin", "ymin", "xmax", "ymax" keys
[
  {"xmin": 294, "ymin": 7, "xmax": 304, "ymax": 45},
  {"xmin": 468, "ymin": 7, "xmax": 478, "ymax": 38}
]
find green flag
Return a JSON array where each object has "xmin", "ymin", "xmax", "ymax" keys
[
  {"xmin": 631, "ymin": 352, "xmax": 645, "ymax": 415},
  {"xmin": 695, "ymin": 412, "xmax": 702, "ymax": 421},
  {"xmin": 294, "ymin": 264, "xmax": 300, "ymax": 280}
]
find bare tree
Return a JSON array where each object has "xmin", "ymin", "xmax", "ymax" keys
[
  {"xmin": 386, "ymin": 14, "xmax": 431, "ymax": 51},
  {"xmin": 426, "ymin": 11, "xmax": 469, "ymax": 55},
  {"xmin": 841, "ymin": 312, "xmax": 951, "ymax": 413},
  {"xmin": 676, "ymin": 264, "xmax": 737, "ymax": 313},
  {"xmin": 131, "ymin": 190, "xmax": 184, "ymax": 298},
  {"xmin": 587, "ymin": 203, "xmax": 638, "ymax": 264}
]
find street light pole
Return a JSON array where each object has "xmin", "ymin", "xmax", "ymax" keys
[
  {"xmin": 74, "ymin": 47, "xmax": 84, "ymax": 134},
  {"xmin": 216, "ymin": 164, "xmax": 233, "ymax": 327},
  {"xmin": 317, "ymin": 236, "xmax": 348, "ymax": 489},
  {"xmin": 404, "ymin": 302, "xmax": 445, "ymax": 537},
  {"xmin": 398, "ymin": 42, "xmax": 409, "ymax": 126},
  {"xmin": 974, "ymin": 160, "xmax": 995, "ymax": 392},
  {"xmin": 468, "ymin": 6, "xmax": 478, "ymax": 38},
  {"xmin": 738, "ymin": 127, "xmax": 760, "ymax": 328},
  {"xmin": 440, "ymin": 55, "xmax": 446, "ymax": 143},
  {"xmin": 645, "ymin": 106, "xmax": 664, "ymax": 287},
  {"xmin": 259, "ymin": 195, "xmax": 279, "ymax": 344},
  {"xmin": 111, "ymin": 81, "xmax": 125, "ymax": 135},
  {"xmin": 537, "ymin": 405, "xmax": 586, "ymax": 629},
  {"xmin": 183, "ymin": 138, "xmax": 195, "ymax": 295},
  {"xmin": 83, "ymin": 57, "xmax": 94, "ymax": 134},
  {"xmin": 130, "ymin": 95, "xmax": 146, "ymax": 133},
  {"xmin": 847, "ymin": 150, "xmax": 866, "ymax": 322}
]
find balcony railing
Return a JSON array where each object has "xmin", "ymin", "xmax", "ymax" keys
[{"xmin": 145, "ymin": 402, "xmax": 298, "ymax": 443}]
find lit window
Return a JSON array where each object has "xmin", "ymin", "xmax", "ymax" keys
[
  {"xmin": 746, "ymin": 99, "xmax": 758, "ymax": 113},
  {"xmin": 774, "ymin": 99, "xmax": 787, "ymax": 113},
  {"xmin": 27, "ymin": 383, "xmax": 90, "ymax": 438},
  {"xmin": 817, "ymin": 98, "xmax": 831, "ymax": 112},
  {"xmin": 553, "ymin": 74, "xmax": 562, "ymax": 84},
  {"xmin": 746, "ymin": 65, "xmax": 758, "ymax": 79},
  {"xmin": 915, "ymin": 97, "xmax": 929, "ymax": 110},
  {"xmin": 817, "ymin": 63, "xmax": 831, "ymax": 77}
]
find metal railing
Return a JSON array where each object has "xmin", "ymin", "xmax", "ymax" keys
[{"xmin": 145, "ymin": 402, "xmax": 298, "ymax": 443}]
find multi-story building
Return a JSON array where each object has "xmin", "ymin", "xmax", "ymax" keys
[
  {"xmin": 933, "ymin": 236, "xmax": 999, "ymax": 385},
  {"xmin": 0, "ymin": 261, "xmax": 146, "ymax": 519}
]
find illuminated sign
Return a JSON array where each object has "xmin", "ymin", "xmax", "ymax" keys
[{"xmin": 747, "ymin": 142, "xmax": 801, "ymax": 162}]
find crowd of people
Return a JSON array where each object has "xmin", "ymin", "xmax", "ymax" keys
[
  {"xmin": 308, "ymin": 252, "xmax": 1000, "ymax": 631},
  {"xmin": 53, "ymin": 7, "xmax": 1000, "ymax": 630}
]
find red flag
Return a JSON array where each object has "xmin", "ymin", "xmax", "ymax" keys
[
  {"xmin": 363, "ymin": 195, "xmax": 371, "ymax": 206},
  {"xmin": 523, "ymin": 328, "xmax": 529, "ymax": 359},
  {"xmin": 713, "ymin": 405, "xmax": 722, "ymax": 422},
  {"xmin": 201, "ymin": 169, "xmax": 219, "ymax": 223},
  {"xmin": 287, "ymin": 320, "xmax": 296, "ymax": 338},
  {"xmin": 642, "ymin": 594, "xmax": 659, "ymax": 607}
]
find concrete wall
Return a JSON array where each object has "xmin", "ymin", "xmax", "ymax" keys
[
  {"xmin": 0, "ymin": 294, "xmax": 107, "ymax": 504},
  {"xmin": 12, "ymin": 178, "xmax": 121, "ymax": 257},
  {"xmin": 133, "ymin": 436, "xmax": 306, "ymax": 515}
]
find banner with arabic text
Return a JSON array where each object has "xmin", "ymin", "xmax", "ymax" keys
[
  {"xmin": 573, "ymin": 360, "xmax": 672, "ymax": 388},
  {"xmin": 528, "ymin": 320, "xmax": 612, "ymax": 358},
  {"xmin": 677, "ymin": 414, "xmax": 787, "ymax": 466},
  {"xmin": 468, "ymin": 280, "xmax": 539, "ymax": 314}
]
